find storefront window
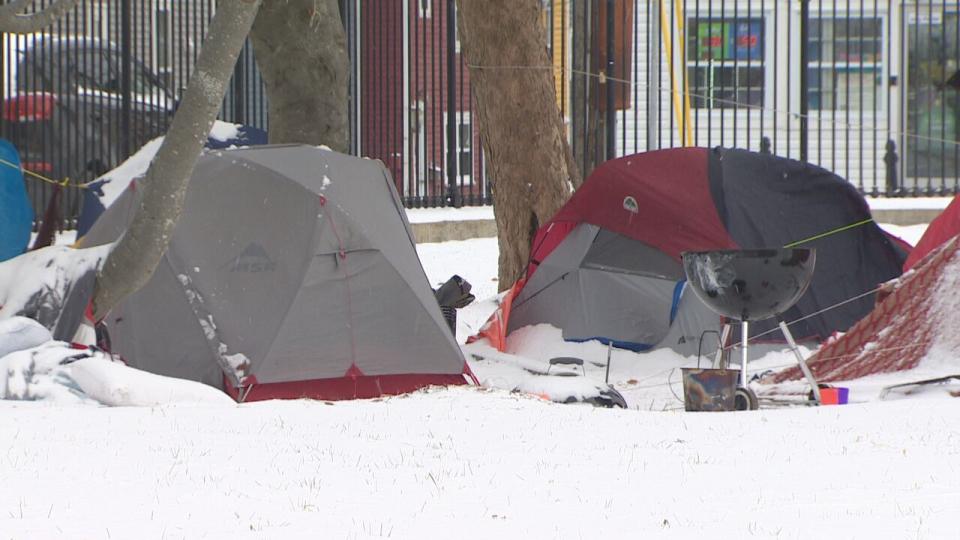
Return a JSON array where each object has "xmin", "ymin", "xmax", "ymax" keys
[
  {"xmin": 687, "ymin": 18, "xmax": 765, "ymax": 109},
  {"xmin": 807, "ymin": 18, "xmax": 883, "ymax": 111},
  {"xmin": 906, "ymin": 12, "xmax": 959, "ymax": 179}
]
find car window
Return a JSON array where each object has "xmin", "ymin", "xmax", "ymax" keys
[
  {"xmin": 71, "ymin": 48, "xmax": 168, "ymax": 98},
  {"xmin": 130, "ymin": 60, "xmax": 169, "ymax": 97},
  {"xmin": 97, "ymin": 49, "xmax": 169, "ymax": 98},
  {"xmin": 17, "ymin": 45, "xmax": 61, "ymax": 92},
  {"xmin": 16, "ymin": 43, "xmax": 169, "ymax": 99},
  {"xmin": 73, "ymin": 49, "xmax": 119, "ymax": 92}
]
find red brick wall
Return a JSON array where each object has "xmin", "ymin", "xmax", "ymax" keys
[{"xmin": 361, "ymin": 0, "xmax": 482, "ymax": 202}]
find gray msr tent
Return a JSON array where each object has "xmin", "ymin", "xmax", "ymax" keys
[{"xmin": 82, "ymin": 144, "xmax": 472, "ymax": 401}]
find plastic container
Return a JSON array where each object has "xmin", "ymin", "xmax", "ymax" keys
[{"xmin": 820, "ymin": 387, "xmax": 849, "ymax": 405}]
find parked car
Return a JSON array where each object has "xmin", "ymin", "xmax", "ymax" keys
[{"xmin": 2, "ymin": 34, "xmax": 174, "ymax": 222}]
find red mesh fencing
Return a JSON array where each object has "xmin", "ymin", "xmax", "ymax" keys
[{"xmin": 772, "ymin": 237, "xmax": 959, "ymax": 383}]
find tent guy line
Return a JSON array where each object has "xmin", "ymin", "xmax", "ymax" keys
[
  {"xmin": 0, "ymin": 155, "xmax": 95, "ymax": 190},
  {"xmin": 739, "ymin": 285, "xmax": 883, "ymax": 346},
  {"xmin": 783, "ymin": 218, "xmax": 875, "ymax": 248}
]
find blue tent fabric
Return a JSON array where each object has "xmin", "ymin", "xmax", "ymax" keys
[
  {"xmin": 76, "ymin": 180, "xmax": 107, "ymax": 238},
  {"xmin": 0, "ymin": 139, "xmax": 33, "ymax": 262}
]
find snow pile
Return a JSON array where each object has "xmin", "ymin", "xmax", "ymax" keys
[
  {"xmin": 0, "ymin": 244, "xmax": 110, "ymax": 330},
  {"xmin": 0, "ymin": 341, "xmax": 99, "ymax": 403},
  {"xmin": 207, "ymin": 121, "xmax": 241, "ymax": 143},
  {"xmin": 0, "ymin": 316, "xmax": 51, "ymax": 358},
  {"xmin": 464, "ymin": 341, "xmax": 618, "ymax": 404},
  {"xmin": 0, "ymin": 336, "xmax": 233, "ymax": 406},
  {"xmin": 68, "ymin": 356, "xmax": 234, "ymax": 407}
]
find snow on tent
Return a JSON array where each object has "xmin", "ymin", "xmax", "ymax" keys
[
  {"xmin": 0, "ymin": 245, "xmax": 107, "ymax": 341},
  {"xmin": 770, "ymin": 236, "xmax": 960, "ymax": 384},
  {"xmin": 477, "ymin": 147, "xmax": 907, "ymax": 356},
  {"xmin": 81, "ymin": 144, "xmax": 471, "ymax": 401}
]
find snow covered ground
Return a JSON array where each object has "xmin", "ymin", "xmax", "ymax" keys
[
  {"xmin": 2, "ymin": 215, "xmax": 959, "ymax": 538},
  {"xmin": 3, "ymin": 387, "xmax": 959, "ymax": 539}
]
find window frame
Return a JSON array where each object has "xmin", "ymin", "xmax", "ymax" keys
[
  {"xmin": 805, "ymin": 15, "xmax": 886, "ymax": 112},
  {"xmin": 440, "ymin": 110, "xmax": 472, "ymax": 181},
  {"xmin": 685, "ymin": 15, "xmax": 769, "ymax": 111}
]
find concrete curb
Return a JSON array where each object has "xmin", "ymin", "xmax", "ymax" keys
[
  {"xmin": 411, "ymin": 219, "xmax": 498, "ymax": 243},
  {"xmin": 870, "ymin": 208, "xmax": 941, "ymax": 226}
]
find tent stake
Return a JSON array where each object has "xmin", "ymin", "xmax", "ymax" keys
[{"xmin": 605, "ymin": 341, "xmax": 612, "ymax": 384}]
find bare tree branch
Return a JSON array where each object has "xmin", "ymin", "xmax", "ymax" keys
[
  {"xmin": 92, "ymin": 0, "xmax": 263, "ymax": 320},
  {"xmin": 0, "ymin": 0, "xmax": 80, "ymax": 34},
  {"xmin": 0, "ymin": 0, "xmax": 36, "ymax": 16}
]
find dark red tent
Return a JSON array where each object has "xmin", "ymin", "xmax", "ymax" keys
[
  {"xmin": 477, "ymin": 147, "xmax": 908, "ymax": 355},
  {"xmin": 904, "ymin": 195, "xmax": 960, "ymax": 271}
]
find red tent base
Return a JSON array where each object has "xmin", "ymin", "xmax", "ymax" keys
[{"xmin": 225, "ymin": 373, "xmax": 469, "ymax": 402}]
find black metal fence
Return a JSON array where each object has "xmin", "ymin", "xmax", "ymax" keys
[
  {"xmin": 561, "ymin": 0, "xmax": 960, "ymax": 195},
  {"xmin": 2, "ymin": 1, "xmax": 958, "ymax": 230},
  {"xmin": 0, "ymin": 0, "xmax": 271, "ymax": 228}
]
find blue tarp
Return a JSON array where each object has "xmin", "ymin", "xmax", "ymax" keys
[{"xmin": 0, "ymin": 139, "xmax": 33, "ymax": 262}]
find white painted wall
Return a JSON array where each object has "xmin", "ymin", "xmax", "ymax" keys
[{"xmin": 617, "ymin": 0, "xmax": 902, "ymax": 192}]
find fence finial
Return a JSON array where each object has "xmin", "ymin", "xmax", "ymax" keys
[
  {"xmin": 760, "ymin": 136, "xmax": 771, "ymax": 154},
  {"xmin": 884, "ymin": 140, "xmax": 899, "ymax": 196}
]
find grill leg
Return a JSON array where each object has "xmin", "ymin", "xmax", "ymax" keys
[
  {"xmin": 778, "ymin": 320, "xmax": 821, "ymax": 403},
  {"xmin": 740, "ymin": 321, "xmax": 749, "ymax": 388}
]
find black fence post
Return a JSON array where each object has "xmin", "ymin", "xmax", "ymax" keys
[
  {"xmin": 605, "ymin": 0, "xmax": 616, "ymax": 161},
  {"xmin": 120, "ymin": 0, "xmax": 132, "ymax": 158},
  {"xmin": 445, "ymin": 0, "xmax": 460, "ymax": 207},
  {"xmin": 760, "ymin": 136, "xmax": 771, "ymax": 154},
  {"xmin": 231, "ymin": 46, "xmax": 245, "ymax": 124},
  {"xmin": 884, "ymin": 139, "xmax": 899, "ymax": 196},
  {"xmin": 798, "ymin": 0, "xmax": 809, "ymax": 163}
]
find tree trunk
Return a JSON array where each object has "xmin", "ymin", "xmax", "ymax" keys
[
  {"xmin": 249, "ymin": 0, "xmax": 349, "ymax": 151},
  {"xmin": 456, "ymin": 0, "xmax": 580, "ymax": 291},
  {"xmin": 92, "ymin": 0, "xmax": 262, "ymax": 320}
]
